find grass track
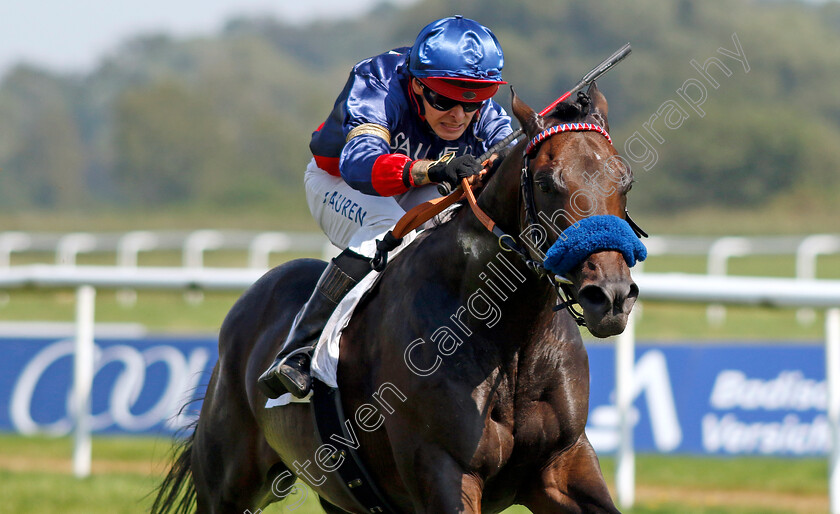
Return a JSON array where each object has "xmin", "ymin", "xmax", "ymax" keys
[{"xmin": 0, "ymin": 434, "xmax": 828, "ymax": 513}]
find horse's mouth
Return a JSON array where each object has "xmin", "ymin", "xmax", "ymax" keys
[{"xmin": 574, "ymin": 278, "xmax": 639, "ymax": 338}]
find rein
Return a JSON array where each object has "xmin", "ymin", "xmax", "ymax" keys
[{"xmin": 372, "ymin": 122, "xmax": 646, "ymax": 327}]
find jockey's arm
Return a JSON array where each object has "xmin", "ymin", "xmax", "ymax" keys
[
  {"xmin": 339, "ymin": 131, "xmax": 471, "ymax": 196},
  {"xmin": 340, "ymin": 135, "xmax": 484, "ymax": 195},
  {"xmin": 336, "ymin": 85, "xmax": 511, "ymax": 196}
]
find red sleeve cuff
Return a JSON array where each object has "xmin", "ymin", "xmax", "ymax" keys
[{"xmin": 371, "ymin": 153, "xmax": 412, "ymax": 196}]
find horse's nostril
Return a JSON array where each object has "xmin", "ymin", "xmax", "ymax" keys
[
  {"xmin": 578, "ymin": 285, "xmax": 609, "ymax": 310},
  {"xmin": 578, "ymin": 281, "xmax": 638, "ymax": 316},
  {"xmin": 628, "ymin": 282, "xmax": 639, "ymax": 300}
]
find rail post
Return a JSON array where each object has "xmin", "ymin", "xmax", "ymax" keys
[
  {"xmin": 828, "ymin": 308, "xmax": 840, "ymax": 513},
  {"xmin": 182, "ymin": 230, "xmax": 224, "ymax": 304},
  {"xmin": 796, "ymin": 236, "xmax": 840, "ymax": 325},
  {"xmin": 616, "ymin": 309, "xmax": 636, "ymax": 508},
  {"xmin": 706, "ymin": 237, "xmax": 750, "ymax": 325},
  {"xmin": 116, "ymin": 231, "xmax": 159, "ymax": 306},
  {"xmin": 57, "ymin": 233, "xmax": 97, "ymax": 266},
  {"xmin": 72, "ymin": 285, "xmax": 96, "ymax": 478},
  {"xmin": 248, "ymin": 232, "xmax": 291, "ymax": 269}
]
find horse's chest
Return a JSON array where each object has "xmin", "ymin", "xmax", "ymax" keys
[
  {"xmin": 471, "ymin": 412, "xmax": 515, "ymax": 475},
  {"xmin": 510, "ymin": 389, "xmax": 588, "ymax": 458},
  {"xmin": 472, "ymin": 393, "xmax": 581, "ymax": 476}
]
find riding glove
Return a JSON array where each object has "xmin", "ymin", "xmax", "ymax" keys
[{"xmin": 427, "ymin": 155, "xmax": 483, "ymax": 188}]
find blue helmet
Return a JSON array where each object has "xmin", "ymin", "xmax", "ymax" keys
[{"xmin": 408, "ymin": 16, "xmax": 506, "ymax": 101}]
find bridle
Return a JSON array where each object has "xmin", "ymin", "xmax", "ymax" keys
[
  {"xmin": 505, "ymin": 123, "xmax": 615, "ymax": 325},
  {"xmin": 497, "ymin": 121, "xmax": 646, "ymax": 325},
  {"xmin": 371, "ymin": 121, "xmax": 646, "ymax": 327}
]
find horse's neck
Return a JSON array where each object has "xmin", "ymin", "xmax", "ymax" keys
[
  {"xmin": 476, "ymin": 149, "xmax": 526, "ymax": 237},
  {"xmin": 410, "ymin": 218, "xmax": 562, "ymax": 392},
  {"xmin": 411, "ymin": 155, "xmax": 556, "ymax": 349}
]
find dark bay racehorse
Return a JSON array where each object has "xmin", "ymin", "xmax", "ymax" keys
[{"xmin": 152, "ymin": 83, "xmax": 638, "ymax": 513}]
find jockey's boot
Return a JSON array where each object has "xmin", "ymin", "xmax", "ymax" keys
[{"xmin": 257, "ymin": 250, "xmax": 371, "ymax": 399}]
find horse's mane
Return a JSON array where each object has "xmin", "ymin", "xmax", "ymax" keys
[{"xmin": 546, "ymin": 91, "xmax": 595, "ymax": 124}]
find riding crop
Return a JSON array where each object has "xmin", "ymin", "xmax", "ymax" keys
[
  {"xmin": 371, "ymin": 43, "xmax": 633, "ymax": 271},
  {"xmin": 437, "ymin": 42, "xmax": 632, "ymax": 195}
]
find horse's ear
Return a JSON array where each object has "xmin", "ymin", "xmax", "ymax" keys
[
  {"xmin": 511, "ymin": 87, "xmax": 546, "ymax": 137},
  {"xmin": 587, "ymin": 82, "xmax": 610, "ymax": 133}
]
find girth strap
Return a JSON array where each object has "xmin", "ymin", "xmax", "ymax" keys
[{"xmin": 311, "ymin": 379, "xmax": 397, "ymax": 513}]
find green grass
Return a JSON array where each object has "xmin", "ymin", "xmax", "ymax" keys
[
  {"xmin": 0, "ymin": 194, "xmax": 836, "ymax": 236},
  {"xmin": 0, "ymin": 434, "xmax": 828, "ymax": 513},
  {"xmin": 0, "ymin": 433, "xmax": 167, "ymax": 461},
  {"xmin": 615, "ymin": 454, "xmax": 827, "ymax": 495},
  {"xmin": 0, "ymin": 199, "xmax": 321, "ymax": 234},
  {"xmin": 0, "ymin": 289, "xmax": 237, "ymax": 333},
  {"xmin": 626, "ymin": 253, "xmax": 840, "ymax": 342},
  {"xmin": 2, "ymin": 205, "xmax": 837, "ymax": 340},
  {"xmin": 0, "ymin": 471, "xmax": 161, "ymax": 514},
  {"xmin": 0, "ymin": 435, "xmax": 168, "ymax": 513}
]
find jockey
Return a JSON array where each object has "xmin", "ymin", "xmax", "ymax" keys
[{"xmin": 258, "ymin": 15, "xmax": 513, "ymax": 399}]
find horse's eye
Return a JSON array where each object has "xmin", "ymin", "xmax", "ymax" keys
[{"xmin": 537, "ymin": 181, "xmax": 552, "ymax": 193}]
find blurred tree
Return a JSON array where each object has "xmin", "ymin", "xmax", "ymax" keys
[
  {"xmin": 1, "ymin": 0, "xmax": 839, "ymax": 218},
  {"xmin": 113, "ymin": 81, "xmax": 228, "ymax": 205},
  {"xmin": 0, "ymin": 66, "xmax": 86, "ymax": 210}
]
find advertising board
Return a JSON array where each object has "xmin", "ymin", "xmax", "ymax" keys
[{"xmin": 0, "ymin": 336, "xmax": 826, "ymax": 455}]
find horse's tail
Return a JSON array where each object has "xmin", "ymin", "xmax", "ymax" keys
[{"xmin": 150, "ymin": 423, "xmax": 198, "ymax": 514}]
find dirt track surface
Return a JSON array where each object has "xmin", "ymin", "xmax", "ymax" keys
[
  {"xmin": 634, "ymin": 484, "xmax": 827, "ymax": 513},
  {"xmin": 0, "ymin": 455, "xmax": 166, "ymax": 475}
]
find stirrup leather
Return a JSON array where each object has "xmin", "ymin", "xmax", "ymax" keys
[{"xmin": 316, "ymin": 261, "xmax": 360, "ymax": 304}]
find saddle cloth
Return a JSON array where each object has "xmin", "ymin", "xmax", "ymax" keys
[{"xmin": 265, "ymin": 231, "xmax": 417, "ymax": 408}]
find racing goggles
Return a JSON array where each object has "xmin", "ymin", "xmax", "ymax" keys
[{"xmin": 420, "ymin": 83, "xmax": 483, "ymax": 113}]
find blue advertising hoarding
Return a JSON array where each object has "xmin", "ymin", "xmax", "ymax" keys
[
  {"xmin": 0, "ymin": 336, "xmax": 216, "ymax": 436},
  {"xmin": 586, "ymin": 344, "xmax": 826, "ymax": 456},
  {"xmin": 0, "ymin": 336, "xmax": 827, "ymax": 455}
]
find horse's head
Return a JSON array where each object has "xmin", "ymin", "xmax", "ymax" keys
[{"xmin": 510, "ymin": 83, "xmax": 644, "ymax": 337}]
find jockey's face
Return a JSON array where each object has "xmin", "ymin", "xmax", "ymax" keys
[{"xmin": 412, "ymin": 79, "xmax": 478, "ymax": 141}]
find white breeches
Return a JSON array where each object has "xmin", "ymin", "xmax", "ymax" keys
[{"xmin": 304, "ymin": 158, "xmax": 441, "ymax": 258}]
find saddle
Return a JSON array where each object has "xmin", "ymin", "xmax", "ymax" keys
[{"xmin": 265, "ymin": 234, "xmax": 419, "ymax": 512}]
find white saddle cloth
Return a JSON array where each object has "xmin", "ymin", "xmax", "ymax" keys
[
  {"xmin": 265, "ymin": 232, "xmax": 417, "ymax": 409},
  {"xmin": 311, "ymin": 231, "xmax": 417, "ymax": 388}
]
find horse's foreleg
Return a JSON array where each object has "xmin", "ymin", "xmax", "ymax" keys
[
  {"xmin": 521, "ymin": 435, "xmax": 620, "ymax": 514},
  {"xmin": 399, "ymin": 444, "xmax": 482, "ymax": 513}
]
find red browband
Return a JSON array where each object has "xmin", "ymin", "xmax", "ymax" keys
[{"xmin": 525, "ymin": 123, "xmax": 612, "ymax": 156}]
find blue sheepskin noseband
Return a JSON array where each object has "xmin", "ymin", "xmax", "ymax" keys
[{"xmin": 543, "ymin": 215, "xmax": 647, "ymax": 277}]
